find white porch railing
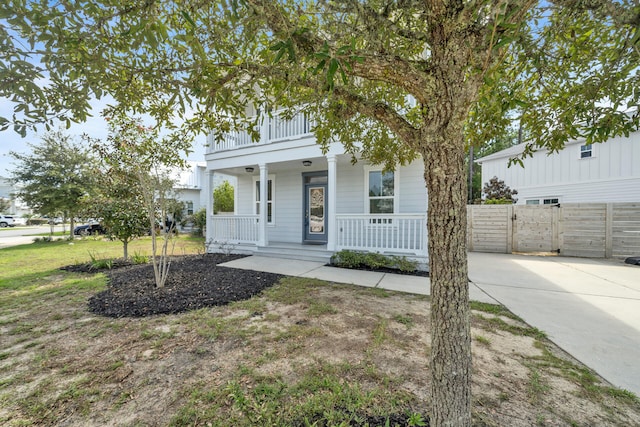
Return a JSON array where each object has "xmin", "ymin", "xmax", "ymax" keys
[
  {"xmin": 207, "ymin": 111, "xmax": 315, "ymax": 153},
  {"xmin": 211, "ymin": 215, "xmax": 259, "ymax": 243},
  {"xmin": 336, "ymin": 214, "xmax": 427, "ymax": 256}
]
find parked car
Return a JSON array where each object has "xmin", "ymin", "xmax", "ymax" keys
[
  {"xmin": 12, "ymin": 217, "xmax": 27, "ymax": 226},
  {"xmin": 0, "ymin": 214, "xmax": 15, "ymax": 227},
  {"xmin": 73, "ymin": 223, "xmax": 105, "ymax": 236}
]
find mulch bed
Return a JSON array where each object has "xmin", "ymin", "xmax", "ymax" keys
[
  {"xmin": 63, "ymin": 253, "xmax": 429, "ymax": 319},
  {"xmin": 72, "ymin": 254, "xmax": 284, "ymax": 318}
]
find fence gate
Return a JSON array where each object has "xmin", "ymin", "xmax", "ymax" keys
[{"xmin": 511, "ymin": 205, "xmax": 559, "ymax": 253}]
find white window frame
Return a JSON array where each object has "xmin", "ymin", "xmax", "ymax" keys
[
  {"xmin": 526, "ymin": 197, "xmax": 560, "ymax": 205},
  {"xmin": 579, "ymin": 143, "xmax": 594, "ymax": 159},
  {"xmin": 186, "ymin": 201, "xmax": 194, "ymax": 216},
  {"xmin": 364, "ymin": 166, "xmax": 399, "ymax": 215},
  {"xmin": 252, "ymin": 175, "xmax": 275, "ymax": 225}
]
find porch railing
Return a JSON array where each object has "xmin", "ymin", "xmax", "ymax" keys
[
  {"xmin": 211, "ymin": 215, "xmax": 259, "ymax": 243},
  {"xmin": 336, "ymin": 214, "xmax": 427, "ymax": 256},
  {"xmin": 207, "ymin": 111, "xmax": 315, "ymax": 153}
]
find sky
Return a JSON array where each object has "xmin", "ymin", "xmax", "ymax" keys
[{"xmin": 0, "ymin": 96, "xmax": 208, "ymax": 179}]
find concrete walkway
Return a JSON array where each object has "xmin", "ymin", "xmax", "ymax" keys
[{"xmin": 220, "ymin": 253, "xmax": 640, "ymax": 395}]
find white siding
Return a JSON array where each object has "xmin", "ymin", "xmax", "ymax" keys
[
  {"xmin": 336, "ymin": 162, "xmax": 363, "ymax": 214},
  {"xmin": 479, "ymin": 132, "xmax": 640, "ymax": 204},
  {"xmin": 398, "ymin": 160, "xmax": 428, "ymax": 213}
]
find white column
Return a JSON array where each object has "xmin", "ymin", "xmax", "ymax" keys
[
  {"xmin": 259, "ymin": 110, "xmax": 270, "ymax": 144},
  {"xmin": 326, "ymin": 154, "xmax": 337, "ymax": 251},
  {"xmin": 258, "ymin": 163, "xmax": 269, "ymax": 247},
  {"xmin": 206, "ymin": 170, "xmax": 215, "ymax": 250}
]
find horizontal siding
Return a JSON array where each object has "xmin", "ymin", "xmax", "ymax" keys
[
  {"xmin": 336, "ymin": 162, "xmax": 363, "ymax": 214},
  {"xmin": 398, "ymin": 160, "xmax": 428, "ymax": 213}
]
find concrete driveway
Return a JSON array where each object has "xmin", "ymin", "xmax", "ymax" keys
[{"xmin": 468, "ymin": 252, "xmax": 640, "ymax": 396}]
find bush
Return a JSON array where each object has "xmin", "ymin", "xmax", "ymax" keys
[
  {"xmin": 191, "ymin": 208, "xmax": 207, "ymax": 236},
  {"xmin": 331, "ymin": 250, "xmax": 418, "ymax": 273}
]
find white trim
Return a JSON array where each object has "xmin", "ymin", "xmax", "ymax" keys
[
  {"xmin": 363, "ymin": 165, "xmax": 400, "ymax": 214},
  {"xmin": 252, "ymin": 174, "xmax": 276, "ymax": 226},
  {"xmin": 579, "ymin": 143, "xmax": 595, "ymax": 159}
]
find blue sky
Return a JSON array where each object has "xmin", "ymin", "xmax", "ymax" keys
[{"xmin": 0, "ymin": 96, "xmax": 208, "ymax": 179}]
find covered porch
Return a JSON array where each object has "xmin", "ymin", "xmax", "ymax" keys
[{"xmin": 205, "ymin": 135, "xmax": 429, "ymax": 265}]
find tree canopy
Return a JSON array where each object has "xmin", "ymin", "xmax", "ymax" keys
[
  {"xmin": 9, "ymin": 130, "xmax": 97, "ymax": 237},
  {"xmin": 1, "ymin": 1, "xmax": 638, "ymax": 425}
]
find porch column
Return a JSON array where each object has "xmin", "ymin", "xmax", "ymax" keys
[
  {"xmin": 326, "ymin": 154, "xmax": 337, "ymax": 251},
  {"xmin": 206, "ymin": 170, "xmax": 215, "ymax": 250},
  {"xmin": 258, "ymin": 163, "xmax": 269, "ymax": 247}
]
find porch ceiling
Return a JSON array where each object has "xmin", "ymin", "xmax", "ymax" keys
[{"xmin": 211, "ymin": 153, "xmax": 358, "ymax": 176}]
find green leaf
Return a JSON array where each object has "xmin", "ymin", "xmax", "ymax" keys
[{"xmin": 181, "ymin": 11, "xmax": 196, "ymax": 28}]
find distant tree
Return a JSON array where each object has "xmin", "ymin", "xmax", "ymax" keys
[
  {"xmin": 0, "ymin": 198, "xmax": 10, "ymax": 213},
  {"xmin": 93, "ymin": 116, "xmax": 187, "ymax": 287},
  {"xmin": 213, "ymin": 181, "xmax": 234, "ymax": 214},
  {"xmin": 9, "ymin": 131, "xmax": 97, "ymax": 238},
  {"xmin": 482, "ymin": 176, "xmax": 518, "ymax": 204}
]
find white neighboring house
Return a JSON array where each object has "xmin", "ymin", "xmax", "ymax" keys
[
  {"xmin": 204, "ymin": 108, "xmax": 429, "ymax": 264},
  {"xmin": 476, "ymin": 131, "xmax": 640, "ymax": 205},
  {"xmin": 0, "ymin": 176, "xmax": 31, "ymax": 217},
  {"xmin": 172, "ymin": 161, "xmax": 236, "ymax": 221}
]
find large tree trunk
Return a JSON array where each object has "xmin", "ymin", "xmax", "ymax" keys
[{"xmin": 423, "ymin": 130, "xmax": 471, "ymax": 426}]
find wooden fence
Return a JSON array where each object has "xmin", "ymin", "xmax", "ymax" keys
[{"xmin": 467, "ymin": 203, "xmax": 640, "ymax": 259}]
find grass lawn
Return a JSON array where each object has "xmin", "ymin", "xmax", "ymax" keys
[{"xmin": 1, "ymin": 236, "xmax": 639, "ymax": 426}]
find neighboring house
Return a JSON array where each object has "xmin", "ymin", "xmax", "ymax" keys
[
  {"xmin": 0, "ymin": 176, "xmax": 31, "ymax": 216},
  {"xmin": 204, "ymin": 109, "xmax": 429, "ymax": 265},
  {"xmin": 171, "ymin": 161, "xmax": 235, "ymax": 219},
  {"xmin": 476, "ymin": 131, "xmax": 640, "ymax": 205}
]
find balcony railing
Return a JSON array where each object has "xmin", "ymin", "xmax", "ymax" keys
[{"xmin": 207, "ymin": 111, "xmax": 315, "ymax": 153}]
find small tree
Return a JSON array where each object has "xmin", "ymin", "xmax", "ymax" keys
[
  {"xmin": 482, "ymin": 177, "xmax": 518, "ymax": 204},
  {"xmin": 10, "ymin": 131, "xmax": 98, "ymax": 239},
  {"xmin": 191, "ymin": 208, "xmax": 207, "ymax": 236},
  {"xmin": 83, "ymin": 167, "xmax": 149, "ymax": 260},
  {"xmin": 213, "ymin": 181, "xmax": 234, "ymax": 214},
  {"xmin": 95, "ymin": 116, "xmax": 187, "ymax": 287}
]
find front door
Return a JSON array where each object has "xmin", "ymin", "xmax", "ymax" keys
[{"xmin": 303, "ymin": 172, "xmax": 328, "ymax": 243}]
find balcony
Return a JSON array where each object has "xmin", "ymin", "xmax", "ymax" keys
[{"xmin": 207, "ymin": 111, "xmax": 315, "ymax": 154}]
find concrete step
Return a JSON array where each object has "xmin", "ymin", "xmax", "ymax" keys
[{"xmin": 255, "ymin": 245, "xmax": 332, "ymax": 263}]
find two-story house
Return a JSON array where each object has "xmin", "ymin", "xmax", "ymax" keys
[
  {"xmin": 476, "ymin": 130, "xmax": 640, "ymax": 205},
  {"xmin": 204, "ymin": 107, "xmax": 429, "ymax": 264}
]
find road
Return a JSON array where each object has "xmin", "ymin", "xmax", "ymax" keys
[{"xmin": 0, "ymin": 225, "xmax": 72, "ymax": 249}]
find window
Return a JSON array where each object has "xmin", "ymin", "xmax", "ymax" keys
[
  {"xmin": 253, "ymin": 177, "xmax": 274, "ymax": 224},
  {"xmin": 580, "ymin": 144, "xmax": 592, "ymax": 158},
  {"xmin": 365, "ymin": 169, "xmax": 398, "ymax": 216},
  {"xmin": 526, "ymin": 198, "xmax": 559, "ymax": 205},
  {"xmin": 186, "ymin": 201, "xmax": 194, "ymax": 216}
]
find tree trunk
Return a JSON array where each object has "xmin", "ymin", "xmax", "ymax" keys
[
  {"xmin": 123, "ymin": 240, "xmax": 129, "ymax": 261},
  {"xmin": 423, "ymin": 131, "xmax": 471, "ymax": 427}
]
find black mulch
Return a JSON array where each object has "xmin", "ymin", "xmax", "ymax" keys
[{"xmin": 80, "ymin": 254, "xmax": 284, "ymax": 318}]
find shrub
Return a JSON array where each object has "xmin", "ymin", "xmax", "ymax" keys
[{"xmin": 331, "ymin": 250, "xmax": 418, "ymax": 273}]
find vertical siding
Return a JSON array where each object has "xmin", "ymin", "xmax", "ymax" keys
[{"xmin": 480, "ymin": 132, "xmax": 640, "ymax": 204}]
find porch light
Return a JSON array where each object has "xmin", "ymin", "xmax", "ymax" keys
[
  {"xmin": 302, "ymin": 160, "xmax": 312, "ymax": 167},
  {"xmin": 245, "ymin": 167, "xmax": 254, "ymax": 173}
]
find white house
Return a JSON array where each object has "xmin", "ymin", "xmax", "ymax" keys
[
  {"xmin": 204, "ymin": 109, "xmax": 429, "ymax": 264},
  {"xmin": 476, "ymin": 131, "xmax": 640, "ymax": 205},
  {"xmin": 172, "ymin": 161, "xmax": 235, "ymax": 219}
]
